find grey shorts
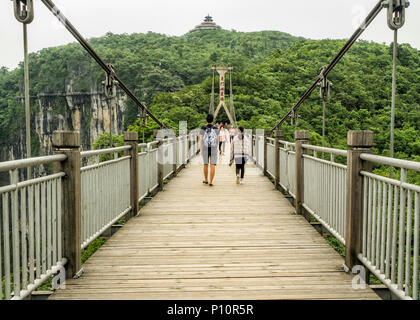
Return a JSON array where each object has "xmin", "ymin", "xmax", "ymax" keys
[{"xmin": 202, "ymin": 147, "xmax": 218, "ymax": 165}]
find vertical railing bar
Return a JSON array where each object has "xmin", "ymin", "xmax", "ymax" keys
[
  {"xmin": 362, "ymin": 175, "xmax": 368, "ymax": 256},
  {"xmin": 413, "ymin": 192, "xmax": 419, "ymax": 299},
  {"xmin": 57, "ymin": 178, "xmax": 62, "ymax": 261},
  {"xmin": 385, "ymin": 182, "xmax": 393, "ymax": 279},
  {"xmin": 375, "ymin": 181, "xmax": 382, "ymax": 267},
  {"xmin": 28, "ymin": 185, "xmax": 34, "ymax": 285},
  {"xmin": 391, "ymin": 185, "xmax": 399, "ymax": 284},
  {"xmin": 20, "ymin": 186, "xmax": 27, "ymax": 290},
  {"xmin": 371, "ymin": 179, "xmax": 377, "ymax": 264},
  {"xmin": 380, "ymin": 182, "xmax": 387, "ymax": 273},
  {"xmin": 2, "ymin": 193, "xmax": 11, "ymax": 299},
  {"xmin": 34, "ymin": 184, "xmax": 40, "ymax": 280},
  {"xmin": 46, "ymin": 180, "xmax": 52, "ymax": 270},
  {"xmin": 11, "ymin": 169, "xmax": 20, "ymax": 298},
  {"xmin": 52, "ymin": 179, "xmax": 57, "ymax": 265},
  {"xmin": 91, "ymin": 168, "xmax": 95, "ymax": 242},
  {"xmin": 404, "ymin": 190, "xmax": 412, "ymax": 296},
  {"xmin": 41, "ymin": 181, "xmax": 46, "ymax": 274},
  {"xmin": 82, "ymin": 170, "xmax": 86, "ymax": 244},
  {"xmin": 397, "ymin": 168, "xmax": 407, "ymax": 290},
  {"xmin": 0, "ymin": 194, "xmax": 3, "ymax": 300},
  {"xmin": 367, "ymin": 177, "xmax": 372, "ymax": 261}
]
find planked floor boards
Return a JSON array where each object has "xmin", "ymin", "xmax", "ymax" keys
[{"xmin": 49, "ymin": 147, "xmax": 379, "ymax": 300}]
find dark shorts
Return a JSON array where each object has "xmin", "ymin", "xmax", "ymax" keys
[{"xmin": 202, "ymin": 147, "xmax": 218, "ymax": 165}]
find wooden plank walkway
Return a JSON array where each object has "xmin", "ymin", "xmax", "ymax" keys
[{"xmin": 50, "ymin": 146, "xmax": 379, "ymax": 300}]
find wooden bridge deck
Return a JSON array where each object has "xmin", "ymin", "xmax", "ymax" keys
[{"xmin": 50, "ymin": 150, "xmax": 379, "ymax": 300}]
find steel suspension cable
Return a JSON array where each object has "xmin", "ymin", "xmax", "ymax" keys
[
  {"xmin": 40, "ymin": 0, "xmax": 166, "ymax": 129},
  {"xmin": 271, "ymin": 0, "xmax": 385, "ymax": 132}
]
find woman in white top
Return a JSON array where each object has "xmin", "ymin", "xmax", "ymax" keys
[{"xmin": 230, "ymin": 126, "xmax": 250, "ymax": 184}]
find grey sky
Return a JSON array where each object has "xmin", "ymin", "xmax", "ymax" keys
[{"xmin": 0, "ymin": 0, "xmax": 418, "ymax": 70}]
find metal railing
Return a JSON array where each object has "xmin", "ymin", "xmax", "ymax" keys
[
  {"xmin": 0, "ymin": 129, "xmax": 200, "ymax": 300},
  {"xmin": 279, "ymin": 141, "xmax": 296, "ymax": 198},
  {"xmin": 302, "ymin": 145, "xmax": 348, "ymax": 244},
  {"xmin": 80, "ymin": 146, "xmax": 132, "ymax": 250},
  {"xmin": 358, "ymin": 153, "xmax": 419, "ymax": 300},
  {"xmin": 0, "ymin": 155, "xmax": 67, "ymax": 300},
  {"xmin": 259, "ymin": 129, "xmax": 419, "ymax": 300}
]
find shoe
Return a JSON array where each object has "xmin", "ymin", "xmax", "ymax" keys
[
  {"xmin": 236, "ymin": 175, "xmax": 240, "ymax": 184},
  {"xmin": 209, "ymin": 183, "xmax": 214, "ymax": 187},
  {"xmin": 203, "ymin": 181, "xmax": 208, "ymax": 184},
  {"xmin": 240, "ymin": 180, "xmax": 243, "ymax": 185}
]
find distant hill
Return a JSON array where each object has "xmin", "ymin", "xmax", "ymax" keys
[
  {"xmin": 0, "ymin": 29, "xmax": 303, "ymax": 149},
  {"xmin": 144, "ymin": 39, "xmax": 420, "ymax": 181}
]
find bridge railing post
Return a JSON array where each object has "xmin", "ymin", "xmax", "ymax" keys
[
  {"xmin": 263, "ymin": 129, "xmax": 270, "ymax": 176},
  {"xmin": 251, "ymin": 129, "xmax": 255, "ymax": 162},
  {"xmin": 173, "ymin": 133, "xmax": 178, "ymax": 177},
  {"xmin": 52, "ymin": 131, "xmax": 82, "ymax": 279},
  {"xmin": 345, "ymin": 130, "xmax": 373, "ymax": 270},
  {"xmin": 157, "ymin": 137, "xmax": 164, "ymax": 192},
  {"xmin": 124, "ymin": 131, "xmax": 139, "ymax": 220},
  {"xmin": 187, "ymin": 130, "xmax": 192, "ymax": 163},
  {"xmin": 294, "ymin": 130, "xmax": 309, "ymax": 215},
  {"xmin": 274, "ymin": 130, "xmax": 284, "ymax": 189}
]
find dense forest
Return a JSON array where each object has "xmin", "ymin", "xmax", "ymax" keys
[
  {"xmin": 1, "ymin": 28, "xmax": 419, "ymax": 183},
  {"xmin": 129, "ymin": 39, "xmax": 420, "ymax": 183},
  {"xmin": 0, "ymin": 29, "xmax": 303, "ymax": 146}
]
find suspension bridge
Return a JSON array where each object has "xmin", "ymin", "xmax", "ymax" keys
[{"xmin": 0, "ymin": 0, "xmax": 419, "ymax": 300}]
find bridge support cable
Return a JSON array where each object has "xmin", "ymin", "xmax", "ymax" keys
[
  {"xmin": 318, "ymin": 67, "xmax": 333, "ymax": 148},
  {"xmin": 39, "ymin": 0, "xmax": 166, "ymax": 129},
  {"xmin": 271, "ymin": 0, "xmax": 388, "ymax": 132},
  {"xmin": 102, "ymin": 63, "xmax": 118, "ymax": 147},
  {"xmin": 385, "ymin": 0, "xmax": 409, "ymax": 178},
  {"xmin": 12, "ymin": 0, "xmax": 35, "ymax": 179}
]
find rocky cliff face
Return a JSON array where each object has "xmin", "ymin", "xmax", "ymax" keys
[
  {"xmin": 0, "ymin": 87, "xmax": 127, "ymax": 185},
  {"xmin": 35, "ymin": 89, "xmax": 127, "ymax": 156}
]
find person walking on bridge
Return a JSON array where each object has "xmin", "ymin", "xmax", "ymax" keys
[
  {"xmin": 200, "ymin": 114, "xmax": 220, "ymax": 186},
  {"xmin": 230, "ymin": 126, "xmax": 250, "ymax": 185}
]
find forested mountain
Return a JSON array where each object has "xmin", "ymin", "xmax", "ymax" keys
[
  {"xmin": 0, "ymin": 29, "xmax": 303, "ymax": 142},
  {"xmin": 1, "ymin": 28, "xmax": 419, "ymax": 184},
  {"xmin": 144, "ymin": 39, "xmax": 420, "ymax": 162}
]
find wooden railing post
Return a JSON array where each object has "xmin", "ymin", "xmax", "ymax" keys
[
  {"xmin": 157, "ymin": 138, "xmax": 164, "ymax": 192},
  {"xmin": 52, "ymin": 131, "xmax": 81, "ymax": 279},
  {"xmin": 124, "ymin": 131, "xmax": 139, "ymax": 219},
  {"xmin": 274, "ymin": 130, "xmax": 284, "ymax": 189},
  {"xmin": 263, "ymin": 129, "xmax": 270, "ymax": 176},
  {"xmin": 295, "ymin": 130, "xmax": 309, "ymax": 215},
  {"xmin": 345, "ymin": 130, "xmax": 373, "ymax": 270}
]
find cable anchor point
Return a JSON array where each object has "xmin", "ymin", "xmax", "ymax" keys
[
  {"xmin": 103, "ymin": 63, "xmax": 118, "ymax": 99},
  {"xmin": 318, "ymin": 66, "xmax": 333, "ymax": 102},
  {"xmin": 12, "ymin": 0, "xmax": 34, "ymax": 24},
  {"xmin": 383, "ymin": 0, "xmax": 409, "ymax": 30}
]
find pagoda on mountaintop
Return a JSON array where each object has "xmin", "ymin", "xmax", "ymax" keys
[{"xmin": 190, "ymin": 15, "xmax": 222, "ymax": 32}]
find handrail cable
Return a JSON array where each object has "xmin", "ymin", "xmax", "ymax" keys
[
  {"xmin": 271, "ymin": 0, "xmax": 385, "ymax": 132},
  {"xmin": 40, "ymin": 0, "xmax": 166, "ymax": 129}
]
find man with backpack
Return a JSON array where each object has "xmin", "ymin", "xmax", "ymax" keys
[{"xmin": 199, "ymin": 114, "xmax": 220, "ymax": 186}]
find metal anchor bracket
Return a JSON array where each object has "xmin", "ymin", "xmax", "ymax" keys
[
  {"xmin": 12, "ymin": 0, "xmax": 34, "ymax": 24},
  {"xmin": 103, "ymin": 63, "xmax": 118, "ymax": 99},
  {"xmin": 383, "ymin": 0, "xmax": 410, "ymax": 30},
  {"xmin": 318, "ymin": 66, "xmax": 333, "ymax": 101}
]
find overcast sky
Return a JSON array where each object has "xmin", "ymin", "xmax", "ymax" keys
[{"xmin": 0, "ymin": 0, "xmax": 418, "ymax": 70}]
